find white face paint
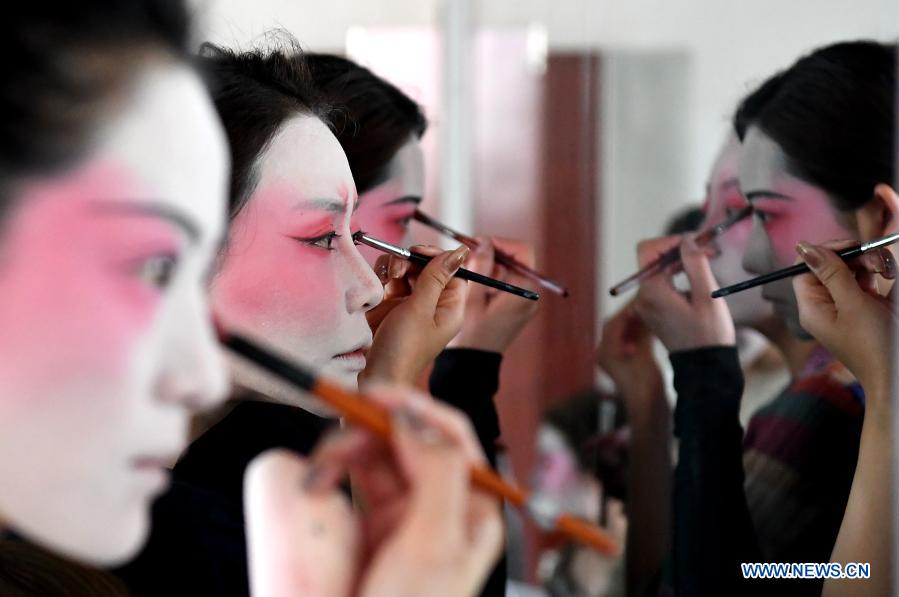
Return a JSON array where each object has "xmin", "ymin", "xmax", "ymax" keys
[
  {"xmin": 738, "ymin": 127, "xmax": 855, "ymax": 338},
  {"xmin": 701, "ymin": 132, "xmax": 776, "ymax": 328},
  {"xmin": 354, "ymin": 137, "xmax": 425, "ymax": 264},
  {"xmin": 0, "ymin": 61, "xmax": 230, "ymax": 565},
  {"xmin": 211, "ymin": 115, "xmax": 383, "ymax": 409}
]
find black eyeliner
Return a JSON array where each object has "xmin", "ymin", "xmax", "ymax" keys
[{"xmin": 287, "ymin": 231, "xmax": 341, "ymax": 250}]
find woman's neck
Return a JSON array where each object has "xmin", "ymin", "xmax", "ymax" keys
[{"xmin": 753, "ymin": 316, "xmax": 819, "ymax": 377}]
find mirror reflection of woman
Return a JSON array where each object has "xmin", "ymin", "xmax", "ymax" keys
[{"xmin": 633, "ymin": 40, "xmax": 896, "ymax": 596}]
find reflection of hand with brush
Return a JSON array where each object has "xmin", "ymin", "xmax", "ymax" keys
[
  {"xmin": 413, "ymin": 210, "xmax": 568, "ymax": 297},
  {"xmin": 451, "ymin": 237, "xmax": 540, "ymax": 353},
  {"xmin": 791, "ymin": 233, "xmax": 899, "ymax": 597},
  {"xmin": 632, "ymin": 233, "xmax": 735, "ymax": 352},
  {"xmin": 609, "ymin": 206, "xmax": 751, "ymax": 296}
]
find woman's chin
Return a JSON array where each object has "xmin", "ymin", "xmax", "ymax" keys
[
  {"xmin": 28, "ymin": 508, "xmax": 148, "ymax": 568},
  {"xmin": 321, "ymin": 362, "xmax": 361, "ymax": 390}
]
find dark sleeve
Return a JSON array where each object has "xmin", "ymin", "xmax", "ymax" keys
[
  {"xmin": 429, "ymin": 348, "xmax": 502, "ymax": 468},
  {"xmin": 670, "ymin": 346, "xmax": 760, "ymax": 597},
  {"xmin": 429, "ymin": 348, "xmax": 506, "ymax": 597},
  {"xmin": 113, "ymin": 482, "xmax": 249, "ymax": 597}
]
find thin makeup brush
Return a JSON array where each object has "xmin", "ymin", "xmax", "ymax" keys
[
  {"xmin": 217, "ymin": 326, "xmax": 618, "ymax": 556},
  {"xmin": 609, "ymin": 206, "xmax": 754, "ymax": 296},
  {"xmin": 413, "ymin": 210, "xmax": 569, "ymax": 297},
  {"xmin": 354, "ymin": 232, "xmax": 539, "ymax": 301},
  {"xmin": 711, "ymin": 232, "xmax": 899, "ymax": 298}
]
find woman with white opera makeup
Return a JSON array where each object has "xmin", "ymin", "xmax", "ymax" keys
[
  {"xmin": 116, "ymin": 40, "xmax": 502, "ymax": 597},
  {"xmin": 632, "ymin": 40, "xmax": 897, "ymax": 596},
  {"xmin": 0, "ymin": 0, "xmax": 230, "ymax": 569},
  {"xmin": 0, "ymin": 8, "xmax": 499, "ymax": 597}
]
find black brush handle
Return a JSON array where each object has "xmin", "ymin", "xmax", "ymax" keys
[
  {"xmin": 712, "ymin": 245, "xmax": 864, "ymax": 298},
  {"xmin": 407, "ymin": 251, "xmax": 540, "ymax": 301}
]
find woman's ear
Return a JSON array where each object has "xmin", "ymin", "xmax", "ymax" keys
[{"xmin": 856, "ymin": 183, "xmax": 899, "ymax": 241}]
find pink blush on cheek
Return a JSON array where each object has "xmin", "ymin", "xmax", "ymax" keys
[
  {"xmin": 761, "ymin": 184, "xmax": 855, "ymax": 268},
  {"xmin": 0, "ymin": 164, "xmax": 168, "ymax": 384},
  {"xmin": 215, "ymin": 248, "xmax": 342, "ymax": 337},
  {"xmin": 212, "ymin": 188, "xmax": 347, "ymax": 342}
]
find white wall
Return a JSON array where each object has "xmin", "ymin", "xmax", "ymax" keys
[
  {"xmin": 197, "ymin": 0, "xmax": 898, "ymax": 192},
  {"xmin": 598, "ymin": 50, "xmax": 695, "ymax": 320}
]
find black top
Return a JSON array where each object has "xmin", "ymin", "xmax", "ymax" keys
[
  {"xmin": 671, "ymin": 346, "xmax": 758, "ymax": 596},
  {"xmin": 428, "ymin": 348, "xmax": 503, "ymax": 467},
  {"xmin": 116, "ymin": 348, "xmax": 505, "ymax": 597}
]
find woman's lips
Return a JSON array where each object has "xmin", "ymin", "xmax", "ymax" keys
[
  {"xmin": 333, "ymin": 346, "xmax": 369, "ymax": 371},
  {"xmin": 131, "ymin": 456, "xmax": 175, "ymax": 492},
  {"xmin": 132, "ymin": 456, "xmax": 174, "ymax": 469}
]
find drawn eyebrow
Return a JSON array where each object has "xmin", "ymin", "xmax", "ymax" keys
[
  {"xmin": 743, "ymin": 190, "xmax": 793, "ymax": 201},
  {"xmin": 295, "ymin": 198, "xmax": 344, "ymax": 213},
  {"xmin": 384, "ymin": 195, "xmax": 423, "ymax": 206},
  {"xmin": 295, "ymin": 197, "xmax": 361, "ymax": 214},
  {"xmin": 91, "ymin": 200, "xmax": 201, "ymax": 244}
]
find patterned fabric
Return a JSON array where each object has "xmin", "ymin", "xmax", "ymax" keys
[{"xmin": 743, "ymin": 373, "xmax": 863, "ymax": 565}]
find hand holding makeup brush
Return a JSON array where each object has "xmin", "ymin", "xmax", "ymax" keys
[
  {"xmin": 450, "ymin": 237, "xmax": 540, "ymax": 353},
  {"xmin": 362, "ymin": 245, "xmax": 471, "ymax": 385},
  {"xmin": 794, "ymin": 239, "xmax": 898, "ymax": 399},
  {"xmin": 244, "ymin": 384, "xmax": 502, "ymax": 597},
  {"xmin": 633, "ymin": 234, "xmax": 735, "ymax": 352},
  {"xmin": 794, "ymin": 238, "xmax": 897, "ymax": 597}
]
